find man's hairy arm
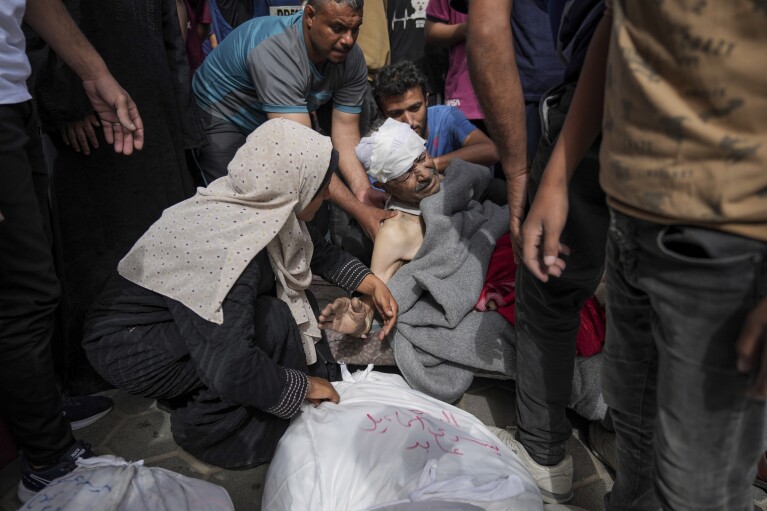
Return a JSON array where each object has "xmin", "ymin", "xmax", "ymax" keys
[
  {"xmin": 432, "ymin": 129, "xmax": 499, "ymax": 172},
  {"xmin": 24, "ymin": 0, "xmax": 144, "ymax": 154},
  {"xmin": 331, "ymin": 109, "xmax": 376, "ymax": 199},
  {"xmin": 267, "ymin": 111, "xmax": 395, "ymax": 239},
  {"xmin": 521, "ymin": 11, "xmax": 612, "ymax": 281},
  {"xmin": 467, "ymin": 0, "xmax": 527, "ymax": 260},
  {"xmin": 331, "ymin": 109, "xmax": 395, "ymax": 239}
]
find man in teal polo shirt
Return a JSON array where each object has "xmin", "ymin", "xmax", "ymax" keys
[{"xmin": 194, "ymin": 0, "xmax": 393, "ymax": 238}]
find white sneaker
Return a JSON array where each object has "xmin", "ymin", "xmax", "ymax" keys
[{"xmin": 488, "ymin": 426, "xmax": 574, "ymax": 504}]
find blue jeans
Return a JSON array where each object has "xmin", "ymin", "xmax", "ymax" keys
[{"xmin": 603, "ymin": 209, "xmax": 766, "ymax": 510}]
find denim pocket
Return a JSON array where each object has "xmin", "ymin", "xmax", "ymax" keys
[
  {"xmin": 538, "ymin": 83, "xmax": 574, "ymax": 146},
  {"xmin": 656, "ymin": 225, "xmax": 763, "ymax": 266},
  {"xmin": 608, "ymin": 210, "xmax": 638, "ymax": 275}
]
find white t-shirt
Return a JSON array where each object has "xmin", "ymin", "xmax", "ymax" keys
[{"xmin": 0, "ymin": 0, "xmax": 32, "ymax": 105}]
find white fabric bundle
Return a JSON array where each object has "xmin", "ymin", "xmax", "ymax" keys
[
  {"xmin": 20, "ymin": 456, "xmax": 233, "ymax": 511},
  {"xmin": 263, "ymin": 366, "xmax": 543, "ymax": 511},
  {"xmin": 356, "ymin": 118, "xmax": 426, "ymax": 183}
]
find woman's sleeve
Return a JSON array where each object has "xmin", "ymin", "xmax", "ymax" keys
[
  {"xmin": 165, "ymin": 261, "xmax": 307, "ymax": 419},
  {"xmin": 308, "ymin": 223, "xmax": 371, "ymax": 294}
]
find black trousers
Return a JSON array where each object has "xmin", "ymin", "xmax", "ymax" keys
[
  {"xmin": 0, "ymin": 102, "xmax": 73, "ymax": 465},
  {"xmin": 195, "ymin": 110, "xmax": 245, "ymax": 185},
  {"xmin": 514, "ymin": 83, "xmax": 609, "ymax": 465},
  {"xmin": 86, "ymin": 292, "xmax": 338, "ymax": 469}
]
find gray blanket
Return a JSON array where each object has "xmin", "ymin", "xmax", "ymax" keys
[
  {"xmin": 387, "ymin": 162, "xmax": 513, "ymax": 403},
  {"xmin": 386, "ymin": 161, "xmax": 607, "ymax": 421}
]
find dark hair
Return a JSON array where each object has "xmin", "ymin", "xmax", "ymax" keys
[
  {"xmin": 306, "ymin": 0, "xmax": 364, "ymax": 10},
  {"xmin": 373, "ymin": 60, "xmax": 427, "ymax": 108},
  {"xmin": 364, "ymin": 115, "xmax": 387, "ymax": 137},
  {"xmin": 311, "ymin": 148, "xmax": 338, "ymax": 201}
]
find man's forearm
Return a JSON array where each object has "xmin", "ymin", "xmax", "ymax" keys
[
  {"xmin": 334, "ymin": 137, "xmax": 371, "ymax": 196},
  {"xmin": 328, "ymin": 173, "xmax": 366, "ymax": 217},
  {"xmin": 434, "ymin": 143, "xmax": 498, "ymax": 171},
  {"xmin": 331, "ymin": 112, "xmax": 371, "ymax": 196},
  {"xmin": 338, "ymin": 151, "xmax": 371, "ymax": 197},
  {"xmin": 24, "ymin": 0, "xmax": 108, "ymax": 81},
  {"xmin": 467, "ymin": 0, "xmax": 528, "ymax": 177}
]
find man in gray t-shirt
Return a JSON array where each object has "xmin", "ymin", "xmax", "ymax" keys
[{"xmin": 194, "ymin": 0, "xmax": 394, "ymax": 239}]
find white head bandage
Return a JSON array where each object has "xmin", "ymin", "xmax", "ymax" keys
[{"xmin": 355, "ymin": 118, "xmax": 426, "ymax": 183}]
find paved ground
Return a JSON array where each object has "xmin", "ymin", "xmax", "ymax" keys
[
  {"xmin": 1, "ymin": 280, "xmax": 765, "ymax": 510},
  {"xmin": 2, "ymin": 385, "xmax": 766, "ymax": 511},
  {"xmin": 0, "ymin": 383, "xmax": 616, "ymax": 510}
]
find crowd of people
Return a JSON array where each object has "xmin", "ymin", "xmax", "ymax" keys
[{"xmin": 1, "ymin": 0, "xmax": 765, "ymax": 509}]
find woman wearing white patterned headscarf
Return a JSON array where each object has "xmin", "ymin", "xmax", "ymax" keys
[{"xmin": 82, "ymin": 119, "xmax": 397, "ymax": 468}]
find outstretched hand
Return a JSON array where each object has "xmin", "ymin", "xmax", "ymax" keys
[
  {"xmin": 319, "ymin": 274, "xmax": 399, "ymax": 338},
  {"xmin": 355, "ymin": 274, "xmax": 398, "ymax": 337},
  {"xmin": 357, "ymin": 204, "xmax": 397, "ymax": 240},
  {"xmin": 306, "ymin": 376, "xmax": 340, "ymax": 407},
  {"xmin": 736, "ymin": 296, "xmax": 767, "ymax": 400},
  {"xmin": 521, "ymin": 182, "xmax": 570, "ymax": 282},
  {"xmin": 82, "ymin": 74, "xmax": 144, "ymax": 155},
  {"xmin": 318, "ymin": 296, "xmax": 372, "ymax": 337},
  {"xmin": 368, "ymin": 279, "xmax": 398, "ymax": 338}
]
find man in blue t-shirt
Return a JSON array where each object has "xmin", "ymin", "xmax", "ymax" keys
[
  {"xmin": 327, "ymin": 58, "xmax": 503, "ymax": 266},
  {"xmin": 372, "ymin": 60, "xmax": 499, "ymax": 174},
  {"xmin": 193, "ymin": 0, "xmax": 394, "ymax": 240}
]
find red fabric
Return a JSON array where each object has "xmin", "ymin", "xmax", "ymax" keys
[
  {"xmin": 758, "ymin": 451, "xmax": 767, "ymax": 484},
  {"xmin": 183, "ymin": 0, "xmax": 211, "ymax": 77},
  {"xmin": 476, "ymin": 234, "xmax": 607, "ymax": 357}
]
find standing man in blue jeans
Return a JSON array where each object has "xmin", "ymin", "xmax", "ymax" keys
[
  {"xmin": 522, "ymin": 1, "xmax": 766, "ymax": 509},
  {"xmin": 0, "ymin": 0, "xmax": 142, "ymax": 501}
]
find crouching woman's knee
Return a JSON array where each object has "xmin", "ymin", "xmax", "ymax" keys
[
  {"xmin": 83, "ymin": 323, "xmax": 198, "ymax": 399},
  {"xmin": 253, "ymin": 296, "xmax": 309, "ymax": 372}
]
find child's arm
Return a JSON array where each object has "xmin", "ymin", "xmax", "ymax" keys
[{"xmin": 521, "ymin": 8, "xmax": 614, "ymax": 282}]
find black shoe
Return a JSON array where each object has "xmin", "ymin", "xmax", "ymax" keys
[
  {"xmin": 18, "ymin": 439, "xmax": 94, "ymax": 503},
  {"xmin": 62, "ymin": 395, "xmax": 113, "ymax": 430}
]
